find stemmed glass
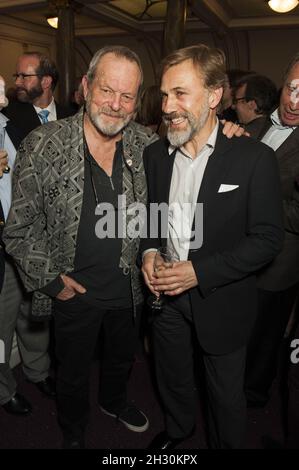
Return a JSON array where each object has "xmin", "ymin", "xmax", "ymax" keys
[{"xmin": 147, "ymin": 246, "xmax": 179, "ymax": 312}]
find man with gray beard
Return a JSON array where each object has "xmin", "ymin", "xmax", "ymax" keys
[
  {"xmin": 3, "ymin": 45, "xmax": 157, "ymax": 449},
  {"xmin": 141, "ymin": 44, "xmax": 284, "ymax": 449}
]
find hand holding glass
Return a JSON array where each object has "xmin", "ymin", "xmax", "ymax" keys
[{"xmin": 147, "ymin": 246, "xmax": 179, "ymax": 312}]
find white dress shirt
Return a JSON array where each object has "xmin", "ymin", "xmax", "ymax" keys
[
  {"xmin": 0, "ymin": 113, "xmax": 17, "ymax": 220},
  {"xmin": 34, "ymin": 97, "xmax": 57, "ymax": 123},
  {"xmin": 261, "ymin": 108, "xmax": 295, "ymax": 151},
  {"xmin": 167, "ymin": 121, "xmax": 219, "ymax": 260}
]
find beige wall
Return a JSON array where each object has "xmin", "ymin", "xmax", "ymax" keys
[
  {"xmin": 0, "ymin": 13, "xmax": 298, "ymax": 96},
  {"xmin": 249, "ymin": 29, "xmax": 299, "ymax": 87},
  {"xmin": 0, "ymin": 15, "xmax": 55, "ymax": 90},
  {"xmin": 79, "ymin": 27, "xmax": 299, "ymax": 90}
]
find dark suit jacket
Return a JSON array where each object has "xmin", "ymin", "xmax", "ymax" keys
[
  {"xmin": 249, "ymin": 116, "xmax": 299, "ymax": 291},
  {"xmin": 141, "ymin": 127, "xmax": 284, "ymax": 355},
  {"xmin": 3, "ymin": 100, "xmax": 74, "ymax": 141},
  {"xmin": 244, "ymin": 116, "xmax": 269, "ymax": 137}
]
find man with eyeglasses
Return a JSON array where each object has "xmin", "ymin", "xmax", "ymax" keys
[
  {"xmin": 244, "ymin": 53, "xmax": 299, "ymax": 413},
  {"xmin": 3, "ymin": 52, "xmax": 73, "ymax": 140},
  {"xmin": 232, "ymin": 74, "xmax": 277, "ymax": 135}
]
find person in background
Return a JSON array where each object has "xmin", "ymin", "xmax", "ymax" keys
[
  {"xmin": 70, "ymin": 81, "xmax": 85, "ymax": 113},
  {"xmin": 3, "ymin": 52, "xmax": 73, "ymax": 140},
  {"xmin": 245, "ymin": 52, "xmax": 299, "ymax": 409},
  {"xmin": 218, "ymin": 69, "xmax": 254, "ymax": 122},
  {"xmin": 232, "ymin": 74, "xmax": 278, "ymax": 135},
  {"xmin": 0, "ymin": 75, "xmax": 55, "ymax": 416},
  {"xmin": 135, "ymin": 85, "xmax": 165, "ymax": 136}
]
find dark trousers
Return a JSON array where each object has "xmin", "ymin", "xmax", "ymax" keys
[
  {"xmin": 286, "ymin": 302, "xmax": 299, "ymax": 448},
  {"xmin": 53, "ymin": 297, "xmax": 140, "ymax": 440},
  {"xmin": 245, "ymin": 285, "xmax": 298, "ymax": 405},
  {"xmin": 152, "ymin": 294, "xmax": 247, "ymax": 449}
]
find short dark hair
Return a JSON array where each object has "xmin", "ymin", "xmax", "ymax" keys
[
  {"xmin": 22, "ymin": 52, "xmax": 59, "ymax": 90},
  {"xmin": 236, "ymin": 74, "xmax": 278, "ymax": 115},
  {"xmin": 160, "ymin": 44, "xmax": 227, "ymax": 90},
  {"xmin": 226, "ymin": 69, "xmax": 255, "ymax": 90}
]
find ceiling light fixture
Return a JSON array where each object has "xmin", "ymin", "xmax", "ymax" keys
[
  {"xmin": 47, "ymin": 16, "xmax": 58, "ymax": 28},
  {"xmin": 268, "ymin": 0, "xmax": 299, "ymax": 13}
]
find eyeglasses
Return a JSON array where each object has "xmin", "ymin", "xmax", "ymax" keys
[
  {"xmin": 232, "ymin": 96, "xmax": 247, "ymax": 105},
  {"xmin": 13, "ymin": 73, "xmax": 42, "ymax": 80}
]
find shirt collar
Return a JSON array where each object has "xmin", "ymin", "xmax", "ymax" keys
[
  {"xmin": 168, "ymin": 119, "xmax": 219, "ymax": 157},
  {"xmin": 270, "ymin": 108, "xmax": 297, "ymax": 130},
  {"xmin": 34, "ymin": 97, "xmax": 55, "ymax": 115},
  {"xmin": 0, "ymin": 112, "xmax": 9, "ymax": 128}
]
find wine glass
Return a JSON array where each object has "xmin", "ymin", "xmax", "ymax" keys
[{"xmin": 147, "ymin": 246, "xmax": 179, "ymax": 313}]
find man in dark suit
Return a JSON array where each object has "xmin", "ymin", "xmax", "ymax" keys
[
  {"xmin": 141, "ymin": 44, "xmax": 284, "ymax": 449},
  {"xmin": 244, "ymin": 53, "xmax": 299, "ymax": 408},
  {"xmin": 3, "ymin": 52, "xmax": 73, "ymax": 140}
]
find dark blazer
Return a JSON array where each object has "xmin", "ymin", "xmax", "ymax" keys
[
  {"xmin": 244, "ymin": 116, "xmax": 269, "ymax": 137},
  {"xmin": 249, "ymin": 117, "xmax": 299, "ymax": 291},
  {"xmin": 3, "ymin": 100, "xmax": 74, "ymax": 141},
  {"xmin": 142, "ymin": 126, "xmax": 284, "ymax": 355}
]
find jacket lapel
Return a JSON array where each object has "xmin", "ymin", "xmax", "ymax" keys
[
  {"xmin": 159, "ymin": 138, "xmax": 176, "ymax": 204},
  {"xmin": 197, "ymin": 126, "xmax": 235, "ymax": 205},
  {"xmin": 255, "ymin": 118, "xmax": 272, "ymax": 141},
  {"xmin": 5, "ymin": 120, "xmax": 22, "ymax": 150},
  {"xmin": 275, "ymin": 126, "xmax": 299, "ymax": 161}
]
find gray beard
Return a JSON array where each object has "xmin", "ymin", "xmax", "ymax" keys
[
  {"xmin": 86, "ymin": 94, "xmax": 132, "ymax": 137},
  {"xmin": 165, "ymin": 104, "xmax": 210, "ymax": 147}
]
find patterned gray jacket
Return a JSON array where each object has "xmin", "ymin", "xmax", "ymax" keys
[{"xmin": 3, "ymin": 107, "xmax": 158, "ymax": 318}]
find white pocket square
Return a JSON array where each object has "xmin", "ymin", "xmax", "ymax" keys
[{"xmin": 218, "ymin": 184, "xmax": 239, "ymax": 193}]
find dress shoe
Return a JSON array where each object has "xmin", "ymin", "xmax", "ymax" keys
[
  {"xmin": 148, "ymin": 431, "xmax": 186, "ymax": 450},
  {"xmin": 2, "ymin": 393, "xmax": 32, "ymax": 415},
  {"xmin": 34, "ymin": 377, "xmax": 56, "ymax": 398}
]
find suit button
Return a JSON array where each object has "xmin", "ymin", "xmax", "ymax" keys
[{"xmin": 0, "ymin": 220, "xmax": 4, "ymax": 226}]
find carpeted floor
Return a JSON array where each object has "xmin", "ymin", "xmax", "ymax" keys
[{"xmin": 0, "ymin": 341, "xmax": 287, "ymax": 450}]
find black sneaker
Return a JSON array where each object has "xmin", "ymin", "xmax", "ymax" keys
[{"xmin": 100, "ymin": 404, "xmax": 149, "ymax": 433}]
